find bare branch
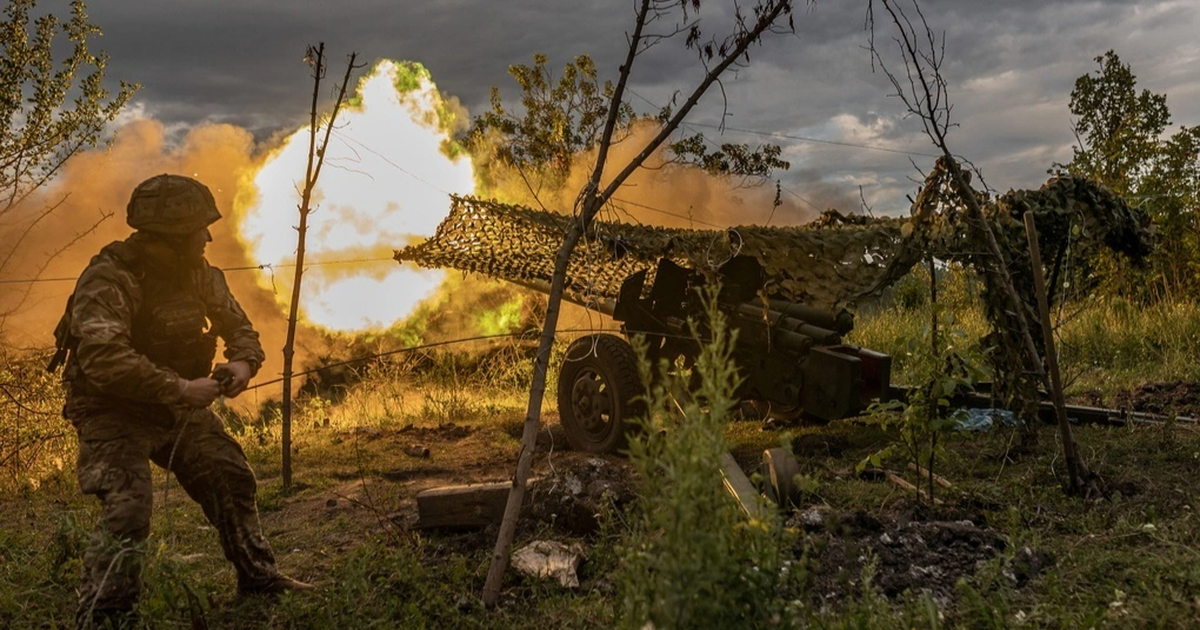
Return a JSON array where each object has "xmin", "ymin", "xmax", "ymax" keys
[
  {"xmin": 594, "ymin": 0, "xmax": 795, "ymax": 215},
  {"xmin": 867, "ymin": 0, "xmax": 1099, "ymax": 496},
  {"xmin": 280, "ymin": 44, "xmax": 363, "ymax": 488}
]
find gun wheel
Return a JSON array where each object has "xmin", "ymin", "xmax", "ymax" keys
[{"xmin": 557, "ymin": 334, "xmax": 644, "ymax": 454}]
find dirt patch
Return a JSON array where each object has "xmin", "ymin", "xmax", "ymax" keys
[
  {"xmin": 398, "ymin": 422, "xmax": 475, "ymax": 440},
  {"xmin": 1113, "ymin": 380, "xmax": 1200, "ymax": 418},
  {"xmin": 795, "ymin": 507, "xmax": 1051, "ymax": 607},
  {"xmin": 525, "ymin": 453, "xmax": 638, "ymax": 536}
]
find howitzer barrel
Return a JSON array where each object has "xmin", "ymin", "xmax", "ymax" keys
[
  {"xmin": 772, "ymin": 327, "xmax": 815, "ymax": 353},
  {"xmin": 767, "ymin": 299, "xmax": 853, "ymax": 335},
  {"xmin": 736, "ymin": 303, "xmax": 841, "ymax": 346}
]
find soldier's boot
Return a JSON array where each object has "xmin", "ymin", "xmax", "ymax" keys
[{"xmin": 238, "ymin": 573, "xmax": 316, "ymax": 596}]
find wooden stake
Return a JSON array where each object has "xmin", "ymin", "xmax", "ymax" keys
[
  {"xmin": 884, "ymin": 469, "xmax": 942, "ymax": 505},
  {"xmin": 1023, "ymin": 213, "xmax": 1088, "ymax": 491},
  {"xmin": 907, "ymin": 462, "xmax": 953, "ymax": 488}
]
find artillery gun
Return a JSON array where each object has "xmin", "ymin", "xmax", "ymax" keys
[
  {"xmin": 549, "ymin": 254, "xmax": 891, "ymax": 453},
  {"xmin": 394, "ymin": 170, "xmax": 1152, "ymax": 459},
  {"xmin": 395, "ymin": 195, "xmax": 910, "ymax": 455}
]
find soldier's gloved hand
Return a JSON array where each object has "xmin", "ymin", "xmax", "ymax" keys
[
  {"xmin": 178, "ymin": 377, "xmax": 222, "ymax": 408},
  {"xmin": 213, "ymin": 360, "xmax": 253, "ymax": 398}
]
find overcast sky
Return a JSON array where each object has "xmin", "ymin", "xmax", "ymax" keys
[{"xmin": 85, "ymin": 0, "xmax": 1200, "ymax": 217}]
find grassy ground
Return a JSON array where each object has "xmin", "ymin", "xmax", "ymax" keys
[{"xmin": 3, "ymin": 294, "xmax": 1200, "ymax": 628}]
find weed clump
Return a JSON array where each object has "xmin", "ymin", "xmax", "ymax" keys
[{"xmin": 617, "ymin": 289, "xmax": 803, "ymax": 629}]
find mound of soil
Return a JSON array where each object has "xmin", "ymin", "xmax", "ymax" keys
[
  {"xmin": 796, "ymin": 508, "xmax": 1050, "ymax": 607},
  {"xmin": 525, "ymin": 454, "xmax": 638, "ymax": 536},
  {"xmin": 1113, "ymin": 380, "xmax": 1200, "ymax": 418}
]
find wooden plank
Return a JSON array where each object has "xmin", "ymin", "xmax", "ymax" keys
[
  {"xmin": 719, "ymin": 452, "xmax": 768, "ymax": 520},
  {"xmin": 906, "ymin": 462, "xmax": 953, "ymax": 488},
  {"xmin": 884, "ymin": 469, "xmax": 943, "ymax": 506},
  {"xmin": 417, "ymin": 481, "xmax": 532, "ymax": 530}
]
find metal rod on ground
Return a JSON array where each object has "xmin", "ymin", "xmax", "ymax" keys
[{"xmin": 1023, "ymin": 212, "xmax": 1085, "ymax": 488}]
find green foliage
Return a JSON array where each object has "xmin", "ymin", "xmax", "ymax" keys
[
  {"xmin": 668, "ymin": 133, "xmax": 791, "ymax": 180},
  {"xmin": 855, "ymin": 291, "xmax": 1200, "ymax": 404},
  {"xmin": 1057, "ymin": 296, "xmax": 1200, "ymax": 392},
  {"xmin": 854, "ymin": 264, "xmax": 990, "ymax": 379},
  {"xmin": 0, "ymin": 0, "xmax": 136, "ymax": 211},
  {"xmin": 0, "ymin": 348, "xmax": 73, "ymax": 495},
  {"xmin": 1062, "ymin": 50, "xmax": 1200, "ymax": 299},
  {"xmin": 464, "ymin": 52, "xmax": 789, "ymax": 205},
  {"xmin": 859, "ymin": 309, "xmax": 989, "ymax": 502},
  {"xmin": 618, "ymin": 288, "xmax": 802, "ymax": 629},
  {"xmin": 389, "ymin": 59, "xmax": 429, "ymax": 94},
  {"xmin": 888, "ymin": 270, "xmax": 929, "ymax": 311},
  {"xmin": 1066, "ymin": 50, "xmax": 1170, "ymax": 194},
  {"xmin": 466, "ymin": 53, "xmax": 626, "ymax": 195}
]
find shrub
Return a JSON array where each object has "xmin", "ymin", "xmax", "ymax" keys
[{"xmin": 618, "ymin": 288, "xmax": 802, "ymax": 629}]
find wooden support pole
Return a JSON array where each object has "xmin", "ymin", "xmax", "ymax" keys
[
  {"xmin": 907, "ymin": 462, "xmax": 953, "ymax": 489},
  {"xmin": 884, "ymin": 469, "xmax": 942, "ymax": 505},
  {"xmin": 1023, "ymin": 212, "xmax": 1086, "ymax": 489}
]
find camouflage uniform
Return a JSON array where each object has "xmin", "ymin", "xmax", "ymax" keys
[{"xmin": 58, "ymin": 177, "xmax": 280, "ymax": 625}]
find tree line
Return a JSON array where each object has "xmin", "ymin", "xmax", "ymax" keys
[{"xmin": 1061, "ymin": 50, "xmax": 1200, "ymax": 301}]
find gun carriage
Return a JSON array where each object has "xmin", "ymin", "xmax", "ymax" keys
[
  {"xmin": 543, "ymin": 254, "xmax": 892, "ymax": 453},
  {"xmin": 396, "ymin": 195, "xmax": 911, "ymax": 455},
  {"xmin": 394, "ymin": 167, "xmax": 1152, "ymax": 504}
]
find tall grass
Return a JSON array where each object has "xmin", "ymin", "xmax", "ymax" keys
[
  {"xmin": 850, "ymin": 265, "xmax": 989, "ymax": 381},
  {"xmin": 1057, "ymin": 297, "xmax": 1200, "ymax": 395},
  {"xmin": 0, "ymin": 349, "xmax": 73, "ymax": 496},
  {"xmin": 848, "ymin": 266, "xmax": 1200, "ymax": 401}
]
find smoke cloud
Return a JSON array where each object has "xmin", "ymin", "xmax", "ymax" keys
[
  {"xmin": 479, "ymin": 121, "xmax": 826, "ymax": 229},
  {"xmin": 0, "ymin": 117, "xmax": 327, "ymax": 403},
  {"xmin": 0, "ymin": 84, "xmax": 857, "ymax": 410}
]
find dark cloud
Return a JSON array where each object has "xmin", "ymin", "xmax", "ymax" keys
[{"xmin": 84, "ymin": 0, "xmax": 1200, "ymax": 215}]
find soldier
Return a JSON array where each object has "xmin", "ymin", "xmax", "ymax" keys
[{"xmin": 50, "ymin": 174, "xmax": 312, "ymax": 629}]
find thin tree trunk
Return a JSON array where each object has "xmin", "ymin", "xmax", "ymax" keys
[
  {"xmin": 481, "ymin": 0, "xmax": 651, "ymax": 600},
  {"xmin": 926, "ymin": 255, "xmax": 937, "ymax": 502},
  {"xmin": 281, "ymin": 44, "xmax": 358, "ymax": 489},
  {"xmin": 482, "ymin": 0, "xmax": 795, "ymax": 605}
]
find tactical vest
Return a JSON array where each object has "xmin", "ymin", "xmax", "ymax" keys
[
  {"xmin": 130, "ymin": 273, "xmax": 218, "ymax": 379},
  {"xmin": 49, "ymin": 241, "xmax": 218, "ymax": 381}
]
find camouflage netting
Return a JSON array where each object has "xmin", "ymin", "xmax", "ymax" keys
[
  {"xmin": 394, "ymin": 159, "xmax": 1153, "ymax": 419},
  {"xmin": 394, "ymin": 161, "xmax": 1149, "ymax": 317},
  {"xmin": 393, "ymin": 197, "xmax": 912, "ymax": 312},
  {"xmin": 902, "ymin": 159, "xmax": 1153, "ymax": 418}
]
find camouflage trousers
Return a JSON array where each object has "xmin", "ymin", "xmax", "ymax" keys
[{"xmin": 70, "ymin": 404, "xmax": 277, "ymax": 623}]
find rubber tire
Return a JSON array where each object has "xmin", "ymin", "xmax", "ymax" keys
[{"xmin": 557, "ymin": 334, "xmax": 644, "ymax": 454}]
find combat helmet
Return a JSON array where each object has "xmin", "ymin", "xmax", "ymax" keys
[{"xmin": 126, "ymin": 174, "xmax": 222, "ymax": 235}]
